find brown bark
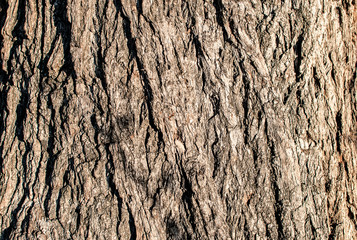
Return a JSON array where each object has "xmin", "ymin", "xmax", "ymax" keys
[{"xmin": 0, "ymin": 0, "xmax": 356, "ymax": 239}]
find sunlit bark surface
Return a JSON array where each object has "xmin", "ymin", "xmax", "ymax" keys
[{"xmin": 0, "ymin": 0, "xmax": 356, "ymax": 239}]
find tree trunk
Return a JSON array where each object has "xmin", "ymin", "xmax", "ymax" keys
[{"xmin": 0, "ymin": 0, "xmax": 356, "ymax": 239}]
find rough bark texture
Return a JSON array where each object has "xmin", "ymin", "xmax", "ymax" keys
[{"xmin": 0, "ymin": 0, "xmax": 356, "ymax": 239}]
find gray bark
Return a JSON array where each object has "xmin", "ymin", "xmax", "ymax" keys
[{"xmin": 0, "ymin": 0, "xmax": 356, "ymax": 239}]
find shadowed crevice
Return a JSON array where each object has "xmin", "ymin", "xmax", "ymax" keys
[
  {"xmin": 0, "ymin": 0, "xmax": 8, "ymax": 56},
  {"xmin": 176, "ymin": 153, "xmax": 197, "ymax": 238},
  {"xmin": 190, "ymin": 29, "xmax": 209, "ymax": 93},
  {"xmin": 41, "ymin": 0, "xmax": 75, "ymax": 218},
  {"xmin": 94, "ymin": 2, "xmax": 110, "ymax": 104},
  {"xmin": 335, "ymin": 111, "xmax": 342, "ymax": 153},
  {"xmin": 294, "ymin": 34, "xmax": 304, "ymax": 82},
  {"xmin": 1, "ymin": 185, "xmax": 29, "ymax": 239},
  {"xmin": 105, "ymin": 142, "xmax": 123, "ymax": 230},
  {"xmin": 328, "ymin": 221, "xmax": 338, "ymax": 240},
  {"xmin": 6, "ymin": 0, "xmax": 27, "ymax": 85},
  {"xmin": 265, "ymin": 120, "xmax": 285, "ymax": 239},
  {"xmin": 44, "ymin": 94, "xmax": 60, "ymax": 217},
  {"xmin": 211, "ymin": 126, "xmax": 220, "ymax": 178},
  {"xmin": 212, "ymin": 0, "xmax": 232, "ymax": 45},
  {"xmin": 113, "ymin": 0, "xmax": 164, "ymax": 149},
  {"xmin": 15, "ymin": 68, "xmax": 30, "ymax": 142},
  {"xmin": 0, "ymin": 0, "xmax": 20, "ymax": 172},
  {"xmin": 20, "ymin": 204, "xmax": 33, "ymax": 236},
  {"xmin": 127, "ymin": 204, "xmax": 137, "ymax": 240},
  {"xmin": 50, "ymin": 0, "xmax": 77, "ymax": 89},
  {"xmin": 0, "ymin": 66, "xmax": 32, "ymax": 239},
  {"xmin": 38, "ymin": 0, "xmax": 53, "ymax": 80},
  {"xmin": 240, "ymin": 61, "xmax": 250, "ymax": 145},
  {"xmin": 1, "ymin": 141, "xmax": 31, "ymax": 238},
  {"xmin": 0, "ymin": 85, "xmax": 8, "ymax": 172}
]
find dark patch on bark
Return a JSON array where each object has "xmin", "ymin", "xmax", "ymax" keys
[
  {"xmin": 294, "ymin": 34, "xmax": 304, "ymax": 82},
  {"xmin": 127, "ymin": 204, "xmax": 137, "ymax": 240},
  {"xmin": 51, "ymin": 0, "xmax": 77, "ymax": 85},
  {"xmin": 336, "ymin": 111, "xmax": 342, "ymax": 153}
]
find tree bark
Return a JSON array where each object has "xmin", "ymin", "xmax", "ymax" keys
[{"xmin": 0, "ymin": 0, "xmax": 356, "ymax": 239}]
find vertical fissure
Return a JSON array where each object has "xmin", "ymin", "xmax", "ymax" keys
[
  {"xmin": 127, "ymin": 203, "xmax": 137, "ymax": 240},
  {"xmin": 51, "ymin": 0, "xmax": 77, "ymax": 90},
  {"xmin": 176, "ymin": 153, "xmax": 197, "ymax": 237},
  {"xmin": 212, "ymin": 0, "xmax": 232, "ymax": 44},
  {"xmin": 294, "ymin": 34, "xmax": 304, "ymax": 82},
  {"xmin": 113, "ymin": 0, "xmax": 164, "ymax": 148},
  {"xmin": 105, "ymin": 143, "xmax": 123, "ymax": 223},
  {"xmin": 44, "ymin": 94, "xmax": 60, "ymax": 217},
  {"xmin": 265, "ymin": 119, "xmax": 285, "ymax": 239},
  {"xmin": 240, "ymin": 62, "xmax": 250, "ymax": 145},
  {"xmin": 0, "ymin": 0, "xmax": 9, "ymax": 171},
  {"xmin": 335, "ymin": 111, "xmax": 342, "ymax": 153}
]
